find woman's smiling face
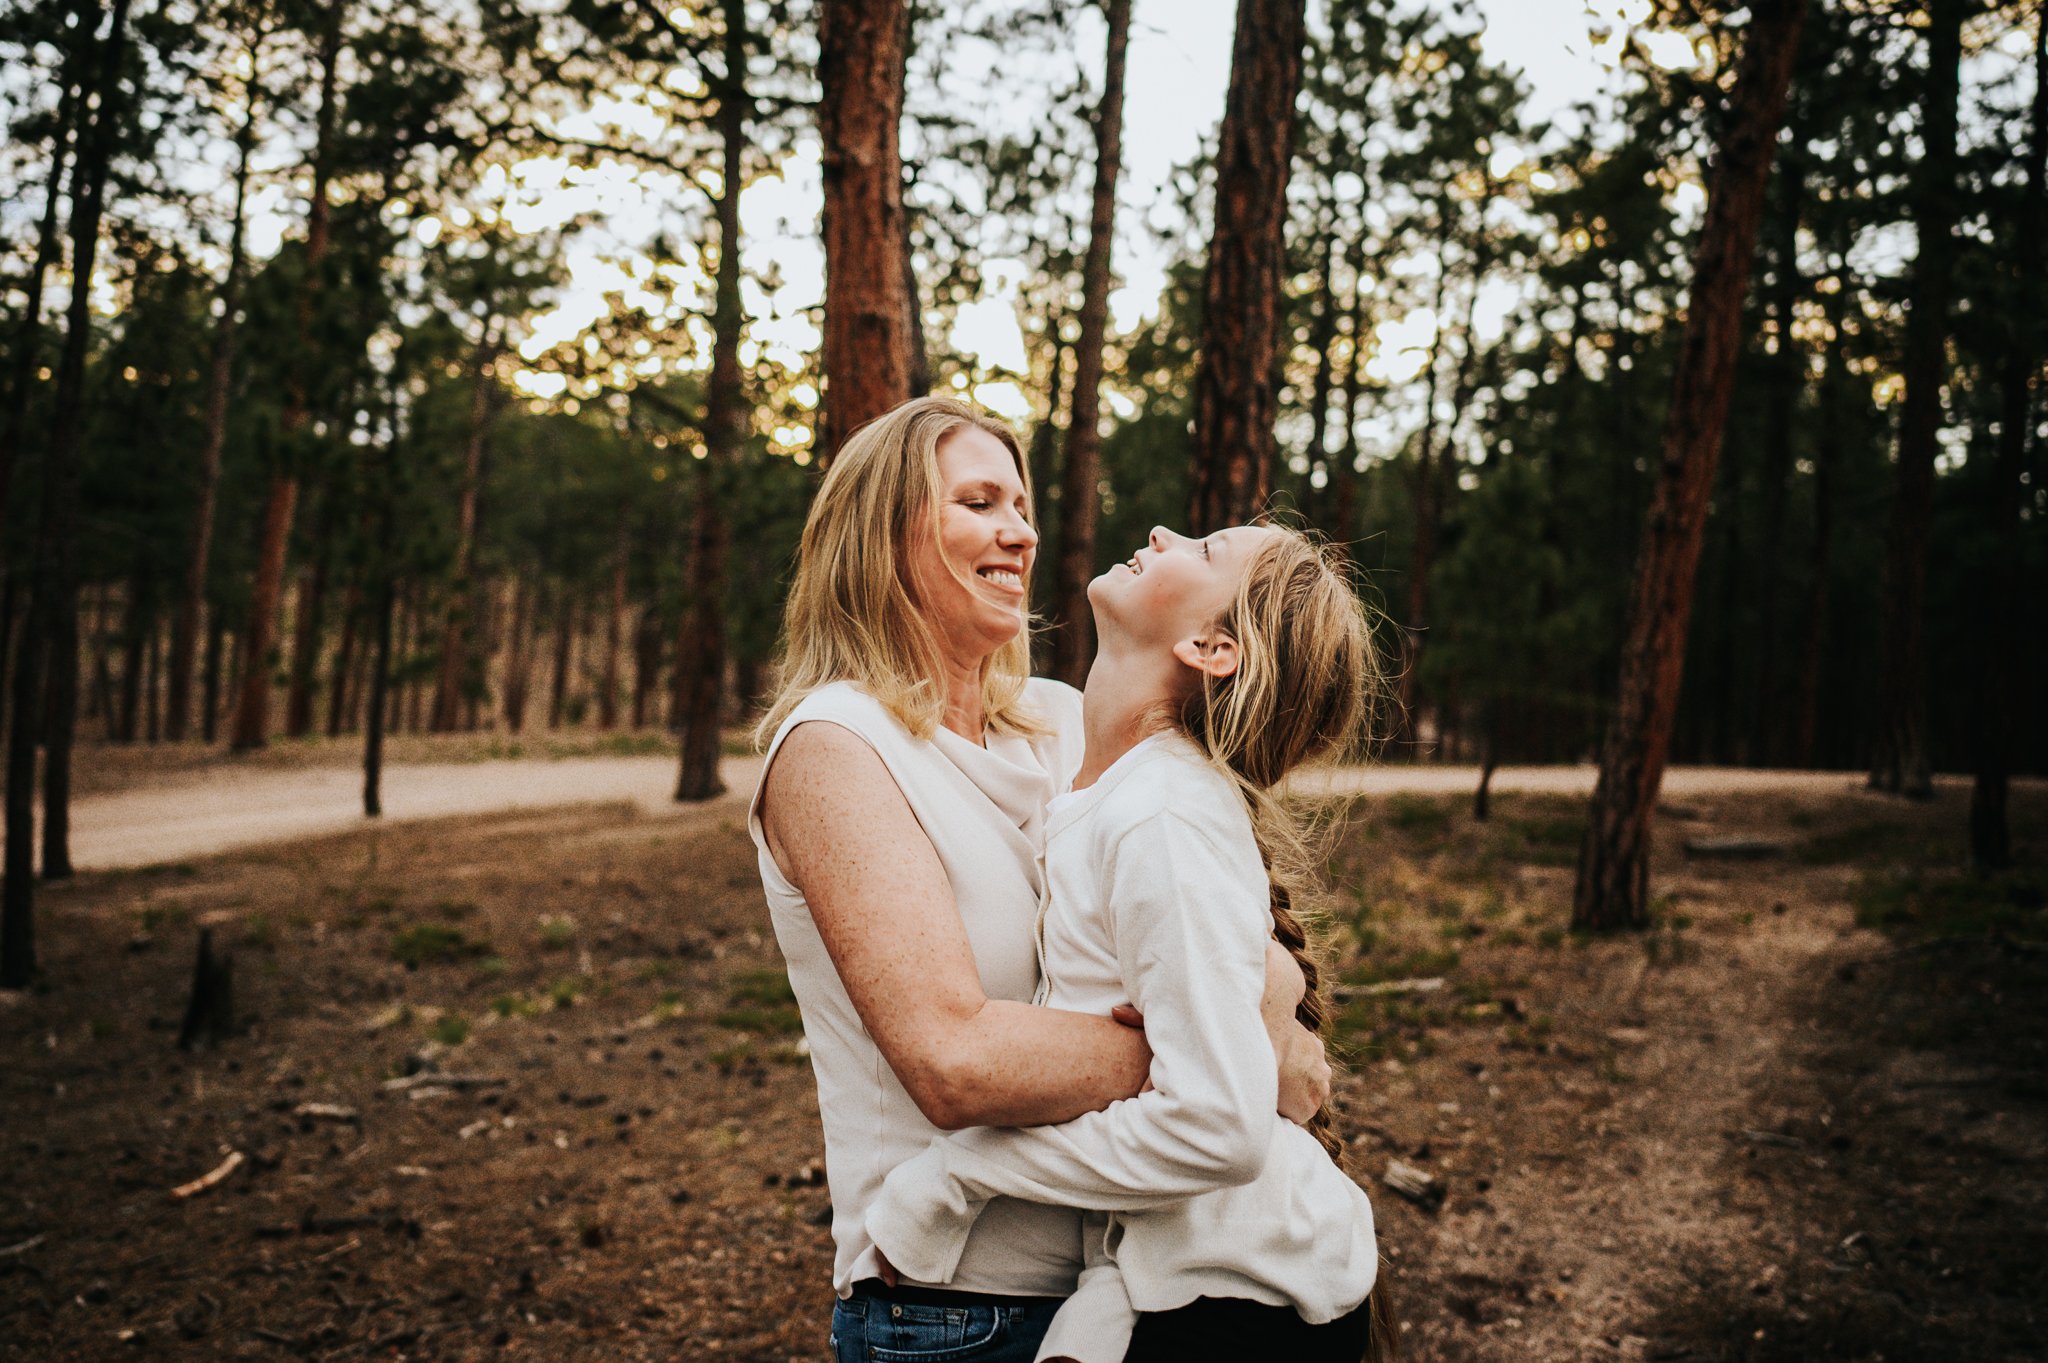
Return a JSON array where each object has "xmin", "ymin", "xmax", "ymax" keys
[{"xmin": 905, "ymin": 427, "xmax": 1038, "ymax": 663}]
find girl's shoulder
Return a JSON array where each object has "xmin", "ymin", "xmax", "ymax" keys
[{"xmin": 1090, "ymin": 735, "xmax": 1249, "ymax": 843}]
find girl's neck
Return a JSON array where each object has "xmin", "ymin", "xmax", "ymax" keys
[{"xmin": 1073, "ymin": 644, "xmax": 1184, "ymax": 790}]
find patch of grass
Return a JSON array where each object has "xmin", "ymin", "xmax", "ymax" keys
[
  {"xmin": 390, "ymin": 922, "xmax": 490, "ymax": 969},
  {"xmin": 1851, "ymin": 869, "xmax": 2046, "ymax": 941},
  {"xmin": 491, "ymin": 993, "xmax": 542, "ymax": 1019},
  {"xmin": 472, "ymin": 955, "xmax": 509, "ymax": 979},
  {"xmin": 537, "ymin": 915, "xmax": 578, "ymax": 951},
  {"xmin": 1382, "ymin": 794, "xmax": 1455, "ymax": 836},
  {"xmin": 239, "ymin": 913, "xmax": 276, "ymax": 950},
  {"xmin": 1797, "ymin": 821, "xmax": 1940, "ymax": 867},
  {"xmin": 432, "ymin": 899, "xmax": 479, "ymax": 921},
  {"xmin": 429, "ymin": 1014, "xmax": 472, "ymax": 1046},
  {"xmin": 1340, "ymin": 947, "xmax": 1461, "ymax": 987},
  {"xmin": 729, "ymin": 969, "xmax": 796, "ymax": 1006},
  {"xmin": 547, "ymin": 977, "xmax": 586, "ymax": 1009},
  {"xmin": 1495, "ymin": 808, "xmax": 1586, "ymax": 868},
  {"xmin": 714, "ymin": 1004, "xmax": 805, "ymax": 1036},
  {"xmin": 89, "ymin": 1018, "xmax": 116, "ymax": 1041}
]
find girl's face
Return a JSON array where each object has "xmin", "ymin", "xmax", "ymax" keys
[
  {"xmin": 905, "ymin": 427, "xmax": 1038, "ymax": 663},
  {"xmin": 1091, "ymin": 524, "xmax": 1278, "ymax": 668}
]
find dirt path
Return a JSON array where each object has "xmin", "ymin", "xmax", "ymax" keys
[{"xmin": 59, "ymin": 750, "xmax": 1925, "ymax": 871}]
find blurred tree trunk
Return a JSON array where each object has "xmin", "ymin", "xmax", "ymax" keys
[
  {"xmin": 200, "ymin": 613, "xmax": 226, "ymax": 743},
  {"xmin": 1326, "ymin": 240, "xmax": 1366, "ymax": 557},
  {"xmin": 1299, "ymin": 222, "xmax": 1340, "ymax": 515},
  {"xmin": 1793, "ymin": 279, "xmax": 1848, "ymax": 768},
  {"xmin": 5, "ymin": 0, "xmax": 132, "ymax": 983},
  {"xmin": 284, "ymin": 504, "xmax": 331, "ymax": 738},
  {"xmin": 1752, "ymin": 126, "xmax": 1805, "ymax": 766},
  {"xmin": 1971, "ymin": 4, "xmax": 2046, "ymax": 869},
  {"xmin": 1048, "ymin": 0, "xmax": 1131, "ymax": 689},
  {"xmin": 326, "ymin": 587, "xmax": 358, "ymax": 737},
  {"xmin": 431, "ymin": 328, "xmax": 498, "ymax": 732},
  {"xmin": 548, "ymin": 593, "xmax": 575, "ymax": 730},
  {"xmin": 0, "ymin": 31, "xmax": 81, "ymax": 532},
  {"xmin": 676, "ymin": 0, "xmax": 750, "ymax": 803},
  {"xmin": 817, "ymin": 0, "xmax": 912, "ymax": 467},
  {"xmin": 168, "ymin": 27, "xmax": 261, "ymax": 743},
  {"xmin": 630, "ymin": 602, "xmax": 662, "ymax": 729},
  {"xmin": 1188, "ymin": 0, "xmax": 1308, "ymax": 532},
  {"xmin": 502, "ymin": 579, "xmax": 534, "ymax": 734},
  {"xmin": 598, "ymin": 512, "xmax": 629, "ymax": 730},
  {"xmin": 1870, "ymin": 0, "xmax": 1962, "ymax": 799},
  {"xmin": 1573, "ymin": 0, "xmax": 1806, "ymax": 932},
  {"xmin": 231, "ymin": 0, "xmax": 341, "ymax": 752},
  {"xmin": 116, "ymin": 578, "xmax": 151, "ymax": 743}
]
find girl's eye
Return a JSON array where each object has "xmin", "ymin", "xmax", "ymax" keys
[{"xmin": 1201, "ymin": 540, "xmax": 1212, "ymax": 560}]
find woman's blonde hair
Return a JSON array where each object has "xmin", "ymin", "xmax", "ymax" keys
[
  {"xmin": 755, "ymin": 396, "xmax": 1046, "ymax": 744},
  {"xmin": 1177, "ymin": 523, "xmax": 1400, "ymax": 1361}
]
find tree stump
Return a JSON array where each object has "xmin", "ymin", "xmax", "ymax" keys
[{"xmin": 177, "ymin": 926, "xmax": 236, "ymax": 1051}]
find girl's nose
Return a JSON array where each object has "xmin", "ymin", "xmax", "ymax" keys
[{"xmin": 1148, "ymin": 525, "xmax": 1173, "ymax": 551}]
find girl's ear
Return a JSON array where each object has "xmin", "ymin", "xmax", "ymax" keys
[{"xmin": 1171, "ymin": 632, "xmax": 1241, "ymax": 680}]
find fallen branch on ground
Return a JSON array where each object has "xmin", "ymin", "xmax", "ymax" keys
[
  {"xmin": 171, "ymin": 1150, "xmax": 244, "ymax": 1199},
  {"xmin": 380, "ymin": 1073, "xmax": 506, "ymax": 1093},
  {"xmin": 1332, "ymin": 977, "xmax": 1445, "ymax": 1001}
]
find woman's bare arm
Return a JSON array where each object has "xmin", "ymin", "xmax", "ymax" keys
[
  {"xmin": 763, "ymin": 721, "xmax": 1151, "ymax": 1130},
  {"xmin": 763, "ymin": 721, "xmax": 1332, "ymax": 1130}
]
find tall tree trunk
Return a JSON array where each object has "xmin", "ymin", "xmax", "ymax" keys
[
  {"xmin": 598, "ymin": 512, "xmax": 629, "ymax": 729},
  {"xmin": 630, "ymin": 601, "xmax": 661, "ymax": 729},
  {"xmin": 1047, "ymin": 0, "xmax": 1131, "ymax": 688},
  {"xmin": 1327, "ymin": 240, "xmax": 1367, "ymax": 556},
  {"xmin": 1752, "ymin": 129, "xmax": 1805, "ymax": 766},
  {"xmin": 0, "ymin": 38, "xmax": 81, "ymax": 532},
  {"xmin": 548, "ymin": 593, "xmax": 575, "ymax": 730},
  {"xmin": 116, "ymin": 579, "xmax": 149, "ymax": 743},
  {"xmin": 1870, "ymin": 0, "xmax": 1963, "ymax": 799},
  {"xmin": 229, "ymin": 0, "xmax": 341, "ymax": 752},
  {"xmin": 817, "ymin": 0, "xmax": 912, "ymax": 467},
  {"xmin": 364, "ymin": 574, "xmax": 394, "ymax": 817},
  {"xmin": 326, "ymin": 588, "xmax": 358, "ymax": 737},
  {"xmin": 1397, "ymin": 238, "xmax": 1456, "ymax": 749},
  {"xmin": 1300, "ymin": 223, "xmax": 1340, "ymax": 515},
  {"xmin": 5, "ymin": 0, "xmax": 132, "ymax": 981},
  {"xmin": 1970, "ymin": 4, "xmax": 2046, "ymax": 868},
  {"xmin": 503, "ymin": 579, "xmax": 534, "ymax": 734},
  {"xmin": 200, "ymin": 611, "xmax": 226, "ymax": 743},
  {"xmin": 1572, "ymin": 0, "xmax": 1807, "ymax": 932},
  {"xmin": 1187, "ymin": 0, "xmax": 1308, "ymax": 532},
  {"xmin": 167, "ymin": 30, "xmax": 261, "ymax": 742},
  {"xmin": 284, "ymin": 519, "xmax": 331, "ymax": 739},
  {"xmin": 676, "ymin": 0, "xmax": 749, "ymax": 803},
  {"xmin": 431, "ymin": 330, "xmax": 497, "ymax": 731},
  {"xmin": 144, "ymin": 617, "xmax": 162, "ymax": 743}
]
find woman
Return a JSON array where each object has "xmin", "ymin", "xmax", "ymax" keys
[{"xmin": 748, "ymin": 397, "xmax": 1329, "ymax": 1362}]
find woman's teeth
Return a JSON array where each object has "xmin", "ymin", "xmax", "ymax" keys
[{"xmin": 980, "ymin": 568, "xmax": 1022, "ymax": 589}]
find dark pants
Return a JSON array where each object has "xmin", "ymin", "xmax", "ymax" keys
[
  {"xmin": 1123, "ymin": 1295, "xmax": 1373, "ymax": 1363},
  {"xmin": 831, "ymin": 1282, "xmax": 1062, "ymax": 1363}
]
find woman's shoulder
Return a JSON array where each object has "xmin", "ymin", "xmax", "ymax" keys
[{"xmin": 777, "ymin": 681, "xmax": 904, "ymax": 739}]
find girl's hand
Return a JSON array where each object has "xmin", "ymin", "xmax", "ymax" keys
[
  {"xmin": 873, "ymin": 1247, "xmax": 900, "ymax": 1288},
  {"xmin": 1263, "ymin": 940, "xmax": 1331, "ymax": 1124}
]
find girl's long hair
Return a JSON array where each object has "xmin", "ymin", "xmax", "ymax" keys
[
  {"xmin": 754, "ymin": 397, "xmax": 1046, "ymax": 745},
  {"xmin": 1176, "ymin": 523, "xmax": 1400, "ymax": 1361}
]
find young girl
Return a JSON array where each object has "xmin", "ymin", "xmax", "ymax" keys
[{"xmin": 861, "ymin": 522, "xmax": 1393, "ymax": 1363}]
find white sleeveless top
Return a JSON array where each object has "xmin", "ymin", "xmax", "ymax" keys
[{"xmin": 748, "ymin": 677, "xmax": 1088, "ymax": 1298}]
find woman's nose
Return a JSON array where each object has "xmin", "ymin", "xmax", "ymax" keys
[{"xmin": 1002, "ymin": 507, "xmax": 1039, "ymax": 548}]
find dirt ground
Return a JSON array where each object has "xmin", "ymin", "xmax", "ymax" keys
[{"xmin": 3, "ymin": 745, "xmax": 2043, "ymax": 1362}]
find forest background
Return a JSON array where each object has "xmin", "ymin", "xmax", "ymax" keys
[{"xmin": 1, "ymin": 0, "xmax": 2044, "ymax": 956}]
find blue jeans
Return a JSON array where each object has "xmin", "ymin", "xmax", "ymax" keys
[{"xmin": 831, "ymin": 1286, "xmax": 1061, "ymax": 1363}]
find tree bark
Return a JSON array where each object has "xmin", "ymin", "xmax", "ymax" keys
[
  {"xmin": 200, "ymin": 611, "xmax": 226, "ymax": 743},
  {"xmin": 167, "ymin": 28, "xmax": 261, "ymax": 742},
  {"xmin": 364, "ymin": 575, "xmax": 394, "ymax": 817},
  {"xmin": 5, "ymin": 0, "xmax": 132, "ymax": 982},
  {"xmin": 676, "ymin": 0, "xmax": 749, "ymax": 803},
  {"xmin": 284, "ymin": 524, "xmax": 330, "ymax": 738},
  {"xmin": 229, "ymin": 0, "xmax": 341, "ymax": 752},
  {"xmin": 1793, "ymin": 279, "xmax": 1847, "ymax": 769},
  {"xmin": 1187, "ymin": 0, "xmax": 1308, "ymax": 532},
  {"xmin": 503, "ymin": 579, "xmax": 534, "ymax": 734},
  {"xmin": 548, "ymin": 592, "xmax": 575, "ymax": 730},
  {"xmin": 630, "ymin": 601, "xmax": 662, "ymax": 729},
  {"xmin": 1047, "ymin": 0, "xmax": 1131, "ymax": 689},
  {"xmin": 431, "ymin": 330, "xmax": 497, "ymax": 731},
  {"xmin": 116, "ymin": 578, "xmax": 150, "ymax": 743},
  {"xmin": 1870, "ymin": 0, "xmax": 1963, "ymax": 799},
  {"xmin": 0, "ymin": 31, "xmax": 82, "ymax": 533},
  {"xmin": 326, "ymin": 588, "xmax": 358, "ymax": 737},
  {"xmin": 1572, "ymin": 0, "xmax": 1807, "ymax": 932},
  {"xmin": 1970, "ymin": 3, "xmax": 2045, "ymax": 869},
  {"xmin": 817, "ymin": 0, "xmax": 913, "ymax": 467},
  {"xmin": 598, "ymin": 511, "xmax": 629, "ymax": 729},
  {"xmin": 1752, "ymin": 126, "xmax": 1805, "ymax": 766}
]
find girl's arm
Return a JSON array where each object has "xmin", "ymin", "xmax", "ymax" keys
[
  {"xmin": 763, "ymin": 721, "xmax": 1152, "ymax": 1129},
  {"xmin": 863, "ymin": 809, "xmax": 1280, "ymax": 1285}
]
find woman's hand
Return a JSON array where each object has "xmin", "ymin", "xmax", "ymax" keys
[
  {"xmin": 1110, "ymin": 943, "xmax": 1330, "ymax": 1123},
  {"xmin": 1263, "ymin": 939, "xmax": 1331, "ymax": 1124}
]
